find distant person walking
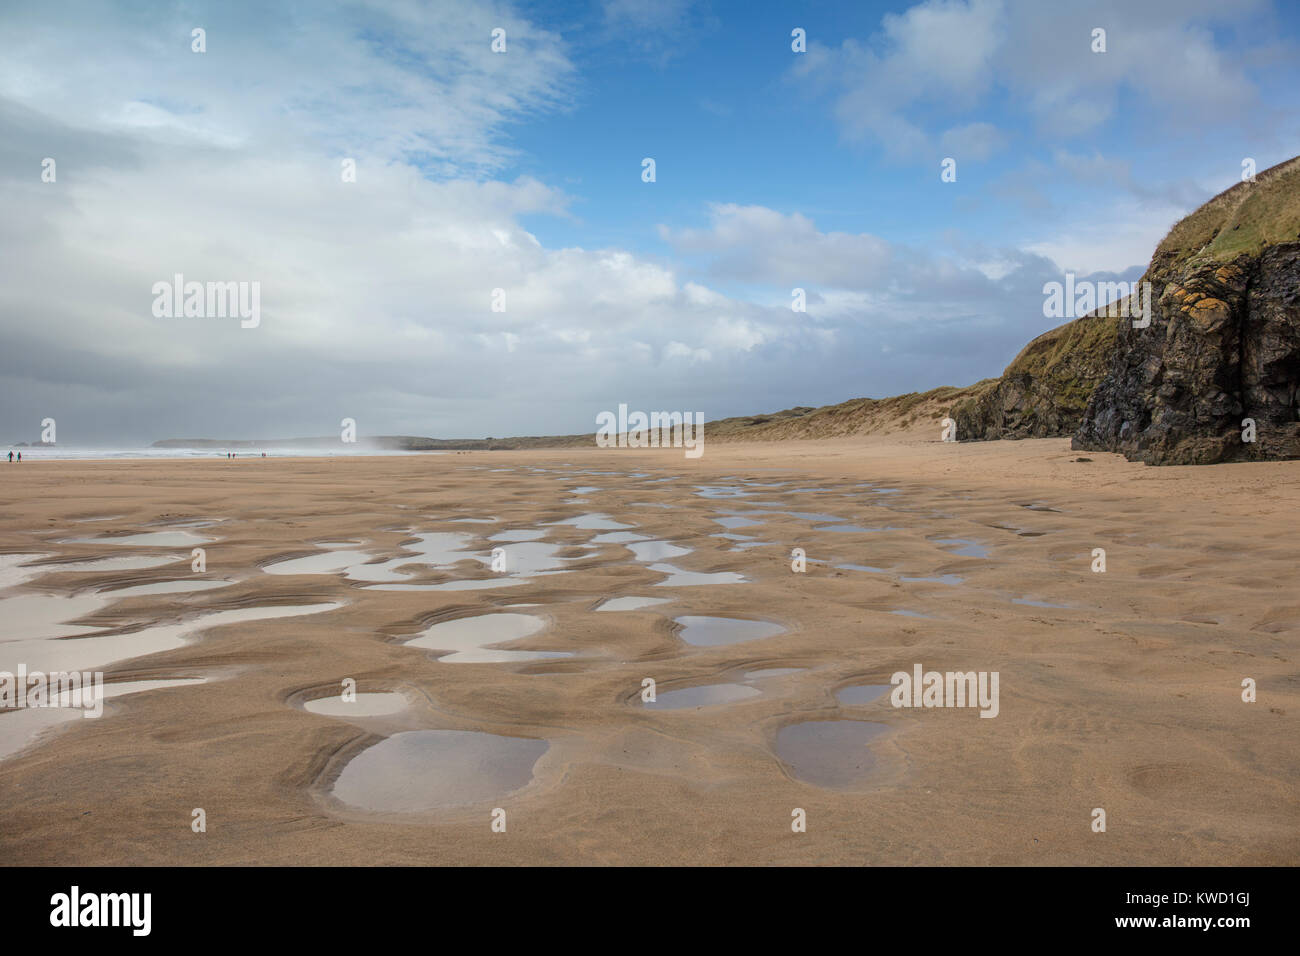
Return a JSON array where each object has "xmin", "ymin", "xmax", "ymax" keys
[
  {"xmin": 16, "ymin": 452, "xmax": 20, "ymax": 462},
  {"xmin": 7, "ymin": 451, "xmax": 11, "ymax": 462}
]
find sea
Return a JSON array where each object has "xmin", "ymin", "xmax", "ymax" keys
[{"xmin": 2, "ymin": 447, "xmax": 441, "ymax": 460}]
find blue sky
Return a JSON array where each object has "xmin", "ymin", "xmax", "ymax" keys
[{"xmin": 2, "ymin": 0, "xmax": 1299, "ymax": 443}]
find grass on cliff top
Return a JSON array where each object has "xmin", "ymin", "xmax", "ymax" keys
[
  {"xmin": 1004, "ymin": 311, "xmax": 1118, "ymax": 379},
  {"xmin": 1156, "ymin": 155, "xmax": 1300, "ymax": 264}
]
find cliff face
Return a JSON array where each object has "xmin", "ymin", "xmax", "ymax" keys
[
  {"xmin": 950, "ymin": 311, "xmax": 1118, "ymax": 441},
  {"xmin": 1073, "ymin": 157, "xmax": 1300, "ymax": 464}
]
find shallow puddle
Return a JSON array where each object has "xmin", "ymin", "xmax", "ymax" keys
[
  {"xmin": 835, "ymin": 684, "xmax": 891, "ymax": 706},
  {"xmin": 590, "ymin": 531, "xmax": 648, "ymax": 544},
  {"xmin": 405, "ymin": 613, "xmax": 570, "ymax": 664},
  {"xmin": 63, "ymin": 530, "xmax": 212, "ymax": 547},
  {"xmin": 628, "ymin": 540, "xmax": 691, "ymax": 562},
  {"xmin": 346, "ymin": 533, "xmax": 478, "ymax": 582},
  {"xmin": 489, "ymin": 530, "xmax": 546, "ymax": 542},
  {"xmin": 900, "ymin": 573, "xmax": 964, "ymax": 585},
  {"xmin": 476, "ymin": 542, "xmax": 572, "ymax": 575},
  {"xmin": 674, "ymin": 615, "xmax": 785, "ymax": 647},
  {"xmin": 695, "ymin": 486, "xmax": 754, "ymax": 499},
  {"xmin": 0, "ymin": 553, "xmax": 53, "ymax": 590},
  {"xmin": 264, "ymin": 549, "xmax": 372, "ymax": 575},
  {"xmin": 597, "ymin": 596, "xmax": 674, "ymax": 612},
  {"xmin": 775, "ymin": 719, "xmax": 888, "ymax": 788},
  {"xmin": 646, "ymin": 682, "xmax": 761, "ymax": 709},
  {"xmin": 304, "ymin": 692, "xmax": 408, "ymax": 717},
  {"xmin": 713, "ymin": 516, "xmax": 762, "ymax": 529},
  {"xmin": 1012, "ymin": 597, "xmax": 1070, "ymax": 608},
  {"xmin": 0, "ymin": 603, "xmax": 340, "ymax": 676},
  {"xmin": 934, "ymin": 538, "xmax": 991, "ymax": 558},
  {"xmin": 41, "ymin": 554, "xmax": 183, "ymax": 573},
  {"xmin": 650, "ymin": 563, "xmax": 747, "ymax": 587},
  {"xmin": 549, "ymin": 513, "xmax": 633, "ymax": 530},
  {"xmin": 331, "ymin": 729, "xmax": 548, "ymax": 812},
  {"xmin": 0, "ymin": 592, "xmax": 113, "ymax": 642}
]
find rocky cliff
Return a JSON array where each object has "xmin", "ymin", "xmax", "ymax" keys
[
  {"xmin": 1073, "ymin": 157, "xmax": 1300, "ymax": 464},
  {"xmin": 950, "ymin": 308, "xmax": 1119, "ymax": 441}
]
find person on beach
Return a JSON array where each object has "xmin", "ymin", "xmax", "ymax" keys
[{"xmin": 6, "ymin": 451, "xmax": 11, "ymax": 462}]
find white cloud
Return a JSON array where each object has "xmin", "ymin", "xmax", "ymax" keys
[{"xmin": 797, "ymin": 0, "xmax": 1268, "ymax": 158}]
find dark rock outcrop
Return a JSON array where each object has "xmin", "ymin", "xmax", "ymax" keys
[
  {"xmin": 951, "ymin": 310, "xmax": 1118, "ymax": 441},
  {"xmin": 1074, "ymin": 157, "xmax": 1300, "ymax": 464}
]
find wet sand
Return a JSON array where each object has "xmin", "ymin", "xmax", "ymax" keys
[{"xmin": 0, "ymin": 435, "xmax": 1297, "ymax": 865}]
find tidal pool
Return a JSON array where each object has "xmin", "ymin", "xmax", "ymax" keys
[
  {"xmin": 331, "ymin": 729, "xmax": 549, "ymax": 812},
  {"xmin": 646, "ymin": 682, "xmax": 761, "ymax": 710},
  {"xmin": 549, "ymin": 513, "xmax": 633, "ymax": 530},
  {"xmin": 263, "ymin": 549, "xmax": 372, "ymax": 575},
  {"xmin": 713, "ymin": 516, "xmax": 762, "ymax": 530},
  {"xmin": 405, "ymin": 613, "xmax": 570, "ymax": 664},
  {"xmin": 42, "ymin": 555, "xmax": 183, "ymax": 573},
  {"xmin": 694, "ymin": 486, "xmax": 755, "ymax": 499},
  {"xmin": 650, "ymin": 564, "xmax": 747, "ymax": 587},
  {"xmin": 304, "ymin": 692, "xmax": 409, "ymax": 717},
  {"xmin": 0, "ymin": 602, "xmax": 341, "ymax": 676},
  {"xmin": 774, "ymin": 719, "xmax": 889, "ymax": 788},
  {"xmin": 674, "ymin": 615, "xmax": 785, "ymax": 647},
  {"xmin": 900, "ymin": 573, "xmax": 964, "ymax": 586},
  {"xmin": 488, "ymin": 530, "xmax": 547, "ymax": 542},
  {"xmin": 0, "ymin": 553, "xmax": 51, "ymax": 590},
  {"xmin": 835, "ymin": 684, "xmax": 891, "ymax": 706},
  {"xmin": 628, "ymin": 541, "xmax": 691, "ymax": 562},
  {"xmin": 590, "ymin": 531, "xmax": 648, "ymax": 544},
  {"xmin": 934, "ymin": 538, "xmax": 991, "ymax": 558},
  {"xmin": 62, "ymin": 530, "xmax": 212, "ymax": 548}
]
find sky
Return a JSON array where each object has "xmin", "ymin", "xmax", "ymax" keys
[{"xmin": 2, "ymin": 0, "xmax": 1298, "ymax": 444}]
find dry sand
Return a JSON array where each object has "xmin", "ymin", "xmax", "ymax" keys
[{"xmin": 0, "ymin": 435, "xmax": 1297, "ymax": 865}]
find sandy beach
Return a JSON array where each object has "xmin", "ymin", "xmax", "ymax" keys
[{"xmin": 0, "ymin": 435, "xmax": 1295, "ymax": 866}]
